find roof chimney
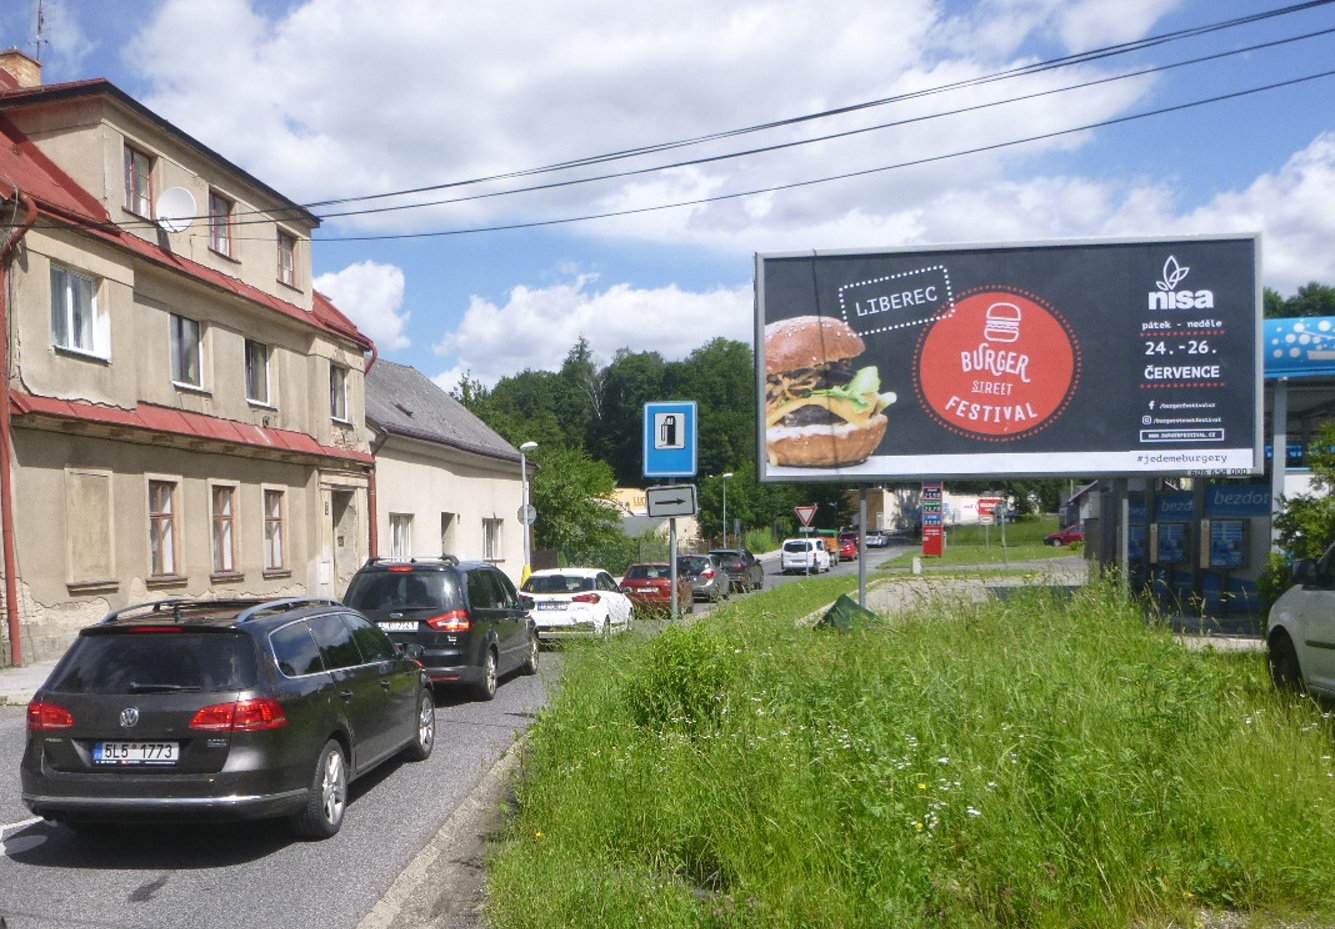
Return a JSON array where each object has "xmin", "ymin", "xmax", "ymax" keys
[{"xmin": 0, "ymin": 48, "xmax": 41, "ymax": 89}]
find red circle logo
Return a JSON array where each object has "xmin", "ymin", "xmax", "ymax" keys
[{"xmin": 915, "ymin": 289, "xmax": 1079, "ymax": 440}]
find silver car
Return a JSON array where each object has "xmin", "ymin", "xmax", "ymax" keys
[
  {"xmin": 1268, "ymin": 543, "xmax": 1335, "ymax": 695},
  {"xmin": 677, "ymin": 554, "xmax": 731, "ymax": 603}
]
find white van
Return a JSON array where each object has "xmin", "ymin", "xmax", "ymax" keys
[{"xmin": 780, "ymin": 538, "xmax": 831, "ymax": 574}]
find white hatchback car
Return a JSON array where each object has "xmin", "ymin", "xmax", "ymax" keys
[
  {"xmin": 1267, "ymin": 543, "xmax": 1335, "ymax": 695},
  {"xmin": 780, "ymin": 538, "xmax": 831, "ymax": 575},
  {"xmin": 521, "ymin": 568, "xmax": 633, "ymax": 641}
]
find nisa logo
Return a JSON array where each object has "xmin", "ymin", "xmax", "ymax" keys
[{"xmin": 1148, "ymin": 256, "xmax": 1214, "ymax": 310}]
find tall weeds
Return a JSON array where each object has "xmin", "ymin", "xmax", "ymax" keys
[{"xmin": 487, "ymin": 580, "xmax": 1335, "ymax": 929}]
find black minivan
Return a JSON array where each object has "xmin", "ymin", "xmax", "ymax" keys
[{"xmin": 342, "ymin": 556, "xmax": 539, "ymax": 700}]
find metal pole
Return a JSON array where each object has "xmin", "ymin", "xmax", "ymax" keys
[
  {"xmin": 721, "ymin": 472, "xmax": 733, "ymax": 549},
  {"xmin": 519, "ymin": 441, "xmax": 537, "ymax": 577}
]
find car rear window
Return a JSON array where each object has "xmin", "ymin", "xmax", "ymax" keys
[
  {"xmin": 624, "ymin": 565, "xmax": 667, "ymax": 580},
  {"xmin": 46, "ymin": 631, "xmax": 258, "ymax": 695},
  {"xmin": 678, "ymin": 556, "xmax": 708, "ymax": 572},
  {"xmin": 783, "ymin": 541, "xmax": 809, "ymax": 553},
  {"xmin": 524, "ymin": 574, "xmax": 595, "ymax": 594},
  {"xmin": 344, "ymin": 570, "xmax": 462, "ymax": 612}
]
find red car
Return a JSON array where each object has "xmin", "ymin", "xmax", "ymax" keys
[
  {"xmin": 838, "ymin": 533, "xmax": 860, "ymax": 560},
  {"xmin": 1044, "ymin": 525, "xmax": 1085, "ymax": 547},
  {"xmin": 619, "ymin": 563, "xmax": 693, "ymax": 615}
]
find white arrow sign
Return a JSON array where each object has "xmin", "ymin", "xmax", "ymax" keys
[{"xmin": 646, "ymin": 484, "xmax": 698, "ymax": 518}]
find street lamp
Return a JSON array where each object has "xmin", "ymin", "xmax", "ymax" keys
[
  {"xmin": 519, "ymin": 441, "xmax": 538, "ymax": 579},
  {"xmin": 721, "ymin": 472, "xmax": 734, "ymax": 549}
]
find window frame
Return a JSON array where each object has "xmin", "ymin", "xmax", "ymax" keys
[
  {"xmin": 147, "ymin": 477, "xmax": 180, "ymax": 578},
  {"xmin": 277, "ymin": 230, "xmax": 296, "ymax": 286},
  {"xmin": 483, "ymin": 517, "xmax": 503, "ymax": 562},
  {"xmin": 50, "ymin": 263, "xmax": 108, "ymax": 359},
  {"xmin": 245, "ymin": 338, "xmax": 271, "ymax": 406},
  {"xmin": 329, "ymin": 362, "xmax": 349, "ymax": 422},
  {"xmin": 389, "ymin": 513, "xmax": 413, "ymax": 559},
  {"xmin": 208, "ymin": 190, "xmax": 234, "ymax": 257},
  {"xmin": 124, "ymin": 144, "xmax": 153, "ymax": 217},
  {"xmin": 170, "ymin": 313, "xmax": 204, "ymax": 389},
  {"xmin": 262, "ymin": 486, "xmax": 287, "ymax": 574},
  {"xmin": 210, "ymin": 482, "xmax": 239, "ymax": 576}
]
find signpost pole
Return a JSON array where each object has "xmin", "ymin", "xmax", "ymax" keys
[{"xmin": 858, "ymin": 486, "xmax": 868, "ymax": 607}]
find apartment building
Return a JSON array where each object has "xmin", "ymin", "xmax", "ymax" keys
[{"xmin": 0, "ymin": 50, "xmax": 375, "ymax": 663}]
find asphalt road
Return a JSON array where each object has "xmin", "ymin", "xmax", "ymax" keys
[{"xmin": 0, "ymin": 658, "xmax": 555, "ymax": 929}]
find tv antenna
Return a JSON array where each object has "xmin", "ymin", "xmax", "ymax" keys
[{"xmin": 31, "ymin": 0, "xmax": 49, "ymax": 63}]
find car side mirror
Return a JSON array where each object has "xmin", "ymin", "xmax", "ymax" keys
[
  {"xmin": 520, "ymin": 595, "xmax": 535, "ymax": 611},
  {"xmin": 397, "ymin": 642, "xmax": 426, "ymax": 660},
  {"xmin": 1292, "ymin": 558, "xmax": 1318, "ymax": 586}
]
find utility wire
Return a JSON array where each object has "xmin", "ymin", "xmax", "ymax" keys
[
  {"xmin": 300, "ymin": 0, "xmax": 1335, "ymax": 210},
  {"xmin": 312, "ymin": 67, "xmax": 1335, "ymax": 242},
  {"xmin": 304, "ymin": 25, "xmax": 1335, "ymax": 223},
  {"xmin": 104, "ymin": 0, "xmax": 1335, "ymax": 233}
]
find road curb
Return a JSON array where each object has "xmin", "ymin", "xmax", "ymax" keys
[{"xmin": 357, "ymin": 739, "xmax": 523, "ymax": 929}]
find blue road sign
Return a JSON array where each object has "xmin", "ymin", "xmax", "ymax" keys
[{"xmin": 644, "ymin": 401, "xmax": 698, "ymax": 478}]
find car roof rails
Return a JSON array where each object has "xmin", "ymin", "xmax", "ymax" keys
[
  {"xmin": 362, "ymin": 554, "xmax": 460, "ymax": 567},
  {"xmin": 100, "ymin": 596, "xmax": 341, "ymax": 625},
  {"xmin": 236, "ymin": 597, "xmax": 341, "ymax": 623}
]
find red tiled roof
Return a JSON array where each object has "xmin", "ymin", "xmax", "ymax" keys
[{"xmin": 9, "ymin": 391, "xmax": 373, "ymax": 466}]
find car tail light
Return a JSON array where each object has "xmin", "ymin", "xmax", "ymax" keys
[
  {"xmin": 27, "ymin": 701, "xmax": 74, "ymax": 731},
  {"xmin": 426, "ymin": 609, "xmax": 472, "ymax": 632},
  {"xmin": 702, "ymin": 569, "xmax": 715, "ymax": 579},
  {"xmin": 572, "ymin": 593, "xmax": 601, "ymax": 604},
  {"xmin": 190, "ymin": 697, "xmax": 288, "ymax": 731},
  {"xmin": 128, "ymin": 625, "xmax": 183, "ymax": 633}
]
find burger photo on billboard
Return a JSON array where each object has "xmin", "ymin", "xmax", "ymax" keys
[{"xmin": 764, "ymin": 315, "xmax": 896, "ymax": 467}]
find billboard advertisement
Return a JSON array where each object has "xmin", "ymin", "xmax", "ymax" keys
[{"xmin": 756, "ymin": 235, "xmax": 1261, "ymax": 482}]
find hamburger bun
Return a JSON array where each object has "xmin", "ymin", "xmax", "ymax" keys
[
  {"xmin": 767, "ymin": 413, "xmax": 888, "ymax": 468},
  {"xmin": 765, "ymin": 316, "xmax": 866, "ymax": 374}
]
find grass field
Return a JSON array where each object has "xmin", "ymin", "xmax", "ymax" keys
[{"xmin": 485, "ymin": 571, "xmax": 1335, "ymax": 929}]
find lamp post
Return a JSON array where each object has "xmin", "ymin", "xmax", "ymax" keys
[
  {"xmin": 519, "ymin": 441, "xmax": 537, "ymax": 579},
  {"xmin": 721, "ymin": 472, "xmax": 734, "ymax": 549}
]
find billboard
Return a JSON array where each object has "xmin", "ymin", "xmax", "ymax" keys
[{"xmin": 756, "ymin": 235, "xmax": 1261, "ymax": 482}]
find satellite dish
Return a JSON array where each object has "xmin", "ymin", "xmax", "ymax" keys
[{"xmin": 155, "ymin": 186, "xmax": 196, "ymax": 233}]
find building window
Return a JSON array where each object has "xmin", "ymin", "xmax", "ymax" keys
[
  {"xmin": 245, "ymin": 339, "xmax": 270, "ymax": 405},
  {"xmin": 330, "ymin": 363, "xmax": 348, "ymax": 422},
  {"xmin": 170, "ymin": 314, "xmax": 203, "ymax": 387},
  {"xmin": 263, "ymin": 489, "xmax": 286, "ymax": 570},
  {"xmin": 50, "ymin": 265, "xmax": 107, "ymax": 357},
  {"xmin": 211, "ymin": 484, "xmax": 236, "ymax": 573},
  {"xmin": 390, "ymin": 513, "xmax": 413, "ymax": 559},
  {"xmin": 124, "ymin": 144, "xmax": 153, "ymax": 216},
  {"xmin": 277, "ymin": 230, "xmax": 296, "ymax": 286},
  {"xmin": 208, "ymin": 190, "xmax": 233, "ymax": 256},
  {"xmin": 483, "ymin": 518, "xmax": 503, "ymax": 561},
  {"xmin": 148, "ymin": 479, "xmax": 178, "ymax": 576}
]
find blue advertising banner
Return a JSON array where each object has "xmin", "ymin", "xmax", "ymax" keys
[{"xmin": 1204, "ymin": 482, "xmax": 1271, "ymax": 517}]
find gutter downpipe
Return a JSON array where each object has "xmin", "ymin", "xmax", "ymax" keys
[
  {"xmin": 364, "ymin": 343, "xmax": 379, "ymax": 558},
  {"xmin": 0, "ymin": 190, "xmax": 37, "ymax": 666}
]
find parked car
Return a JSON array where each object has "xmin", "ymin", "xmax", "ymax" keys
[
  {"xmin": 864, "ymin": 529, "xmax": 890, "ymax": 548},
  {"xmin": 21, "ymin": 597, "xmax": 434, "ymax": 839},
  {"xmin": 781, "ymin": 538, "xmax": 831, "ymax": 574},
  {"xmin": 838, "ymin": 532, "xmax": 860, "ymax": 560},
  {"xmin": 342, "ymin": 556, "xmax": 539, "ymax": 701},
  {"xmin": 619, "ymin": 563, "xmax": 693, "ymax": 615},
  {"xmin": 678, "ymin": 553, "xmax": 731, "ymax": 603},
  {"xmin": 1267, "ymin": 543, "xmax": 1335, "ymax": 695},
  {"xmin": 1044, "ymin": 524, "xmax": 1085, "ymax": 547},
  {"xmin": 708, "ymin": 548, "xmax": 765, "ymax": 593},
  {"xmin": 521, "ymin": 567, "xmax": 632, "ymax": 640}
]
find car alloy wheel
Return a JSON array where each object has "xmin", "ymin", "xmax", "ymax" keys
[
  {"xmin": 291, "ymin": 740, "xmax": 348, "ymax": 840},
  {"xmin": 403, "ymin": 689, "xmax": 435, "ymax": 762},
  {"xmin": 476, "ymin": 648, "xmax": 498, "ymax": 701},
  {"xmin": 521, "ymin": 633, "xmax": 540, "ymax": 675}
]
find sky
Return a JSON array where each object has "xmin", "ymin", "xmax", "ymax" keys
[{"xmin": 3, "ymin": 0, "xmax": 1334, "ymax": 391}]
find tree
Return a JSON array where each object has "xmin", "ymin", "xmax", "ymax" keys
[
  {"xmin": 1265, "ymin": 282, "xmax": 1335, "ymax": 318},
  {"xmin": 526, "ymin": 445, "xmax": 623, "ymax": 554},
  {"xmin": 588, "ymin": 348, "xmax": 668, "ymax": 486}
]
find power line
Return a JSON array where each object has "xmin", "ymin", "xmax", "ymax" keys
[
  {"xmin": 312, "ymin": 67, "xmax": 1335, "ymax": 242},
  {"xmin": 305, "ymin": 25, "xmax": 1335, "ymax": 223}
]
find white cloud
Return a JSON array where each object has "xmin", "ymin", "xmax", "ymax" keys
[
  {"xmin": 430, "ymin": 274, "xmax": 752, "ymax": 390},
  {"xmin": 314, "ymin": 260, "xmax": 411, "ymax": 351}
]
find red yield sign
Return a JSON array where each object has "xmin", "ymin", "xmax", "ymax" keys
[{"xmin": 795, "ymin": 505, "xmax": 817, "ymax": 527}]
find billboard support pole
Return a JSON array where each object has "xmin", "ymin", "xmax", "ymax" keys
[
  {"xmin": 858, "ymin": 487, "xmax": 868, "ymax": 608},
  {"xmin": 1271, "ymin": 378, "xmax": 1288, "ymax": 551}
]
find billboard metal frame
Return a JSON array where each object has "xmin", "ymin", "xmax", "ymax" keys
[{"xmin": 755, "ymin": 234, "xmax": 1262, "ymax": 483}]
